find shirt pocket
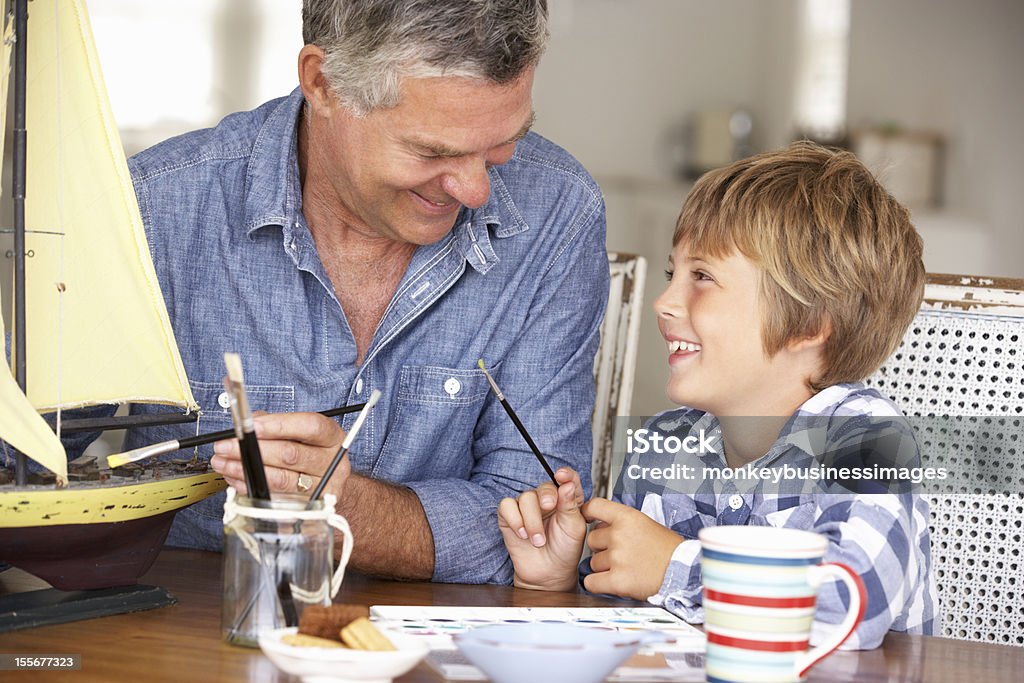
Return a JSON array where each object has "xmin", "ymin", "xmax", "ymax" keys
[
  {"xmin": 373, "ymin": 364, "xmax": 495, "ymax": 479},
  {"xmin": 189, "ymin": 379, "xmax": 296, "ymax": 428},
  {"xmin": 761, "ymin": 498, "xmax": 817, "ymax": 530},
  {"xmin": 182, "ymin": 380, "xmax": 295, "ymax": 522}
]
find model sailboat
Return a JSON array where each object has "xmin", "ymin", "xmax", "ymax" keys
[{"xmin": 0, "ymin": 0, "xmax": 224, "ymax": 591}]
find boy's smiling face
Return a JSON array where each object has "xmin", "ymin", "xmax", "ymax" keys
[{"xmin": 654, "ymin": 243, "xmax": 818, "ymax": 417}]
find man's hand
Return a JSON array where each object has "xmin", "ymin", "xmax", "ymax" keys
[
  {"xmin": 498, "ymin": 468, "xmax": 586, "ymax": 592},
  {"xmin": 211, "ymin": 410, "xmax": 434, "ymax": 579},
  {"xmin": 211, "ymin": 411, "xmax": 350, "ymax": 501},
  {"xmin": 581, "ymin": 498, "xmax": 682, "ymax": 600}
]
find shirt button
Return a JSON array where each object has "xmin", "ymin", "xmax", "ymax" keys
[
  {"xmin": 355, "ymin": 378, "xmax": 364, "ymax": 394},
  {"xmin": 443, "ymin": 378, "xmax": 462, "ymax": 397},
  {"xmin": 728, "ymin": 494, "xmax": 744, "ymax": 510},
  {"xmin": 217, "ymin": 392, "xmax": 231, "ymax": 409}
]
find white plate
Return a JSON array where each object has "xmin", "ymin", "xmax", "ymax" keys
[{"xmin": 258, "ymin": 626, "xmax": 429, "ymax": 683}]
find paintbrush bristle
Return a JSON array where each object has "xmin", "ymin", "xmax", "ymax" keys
[
  {"xmin": 478, "ymin": 360, "xmax": 504, "ymax": 400},
  {"xmin": 365, "ymin": 389, "xmax": 382, "ymax": 409},
  {"xmin": 224, "ymin": 352, "xmax": 245, "ymax": 384},
  {"xmin": 106, "ymin": 440, "xmax": 177, "ymax": 468},
  {"xmin": 340, "ymin": 390, "xmax": 382, "ymax": 450}
]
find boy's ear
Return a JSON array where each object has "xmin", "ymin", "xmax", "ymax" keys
[{"xmin": 787, "ymin": 314, "xmax": 833, "ymax": 352}]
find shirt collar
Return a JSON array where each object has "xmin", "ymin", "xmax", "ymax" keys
[
  {"xmin": 765, "ymin": 383, "xmax": 866, "ymax": 463},
  {"xmin": 654, "ymin": 383, "xmax": 866, "ymax": 468},
  {"xmin": 453, "ymin": 164, "xmax": 530, "ymax": 274},
  {"xmin": 239, "ymin": 88, "xmax": 532, "ymax": 271},
  {"xmin": 242, "ymin": 88, "xmax": 305, "ymax": 240}
]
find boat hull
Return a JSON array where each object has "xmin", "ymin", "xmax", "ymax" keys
[
  {"xmin": 0, "ymin": 471, "xmax": 226, "ymax": 590},
  {"xmin": 0, "ymin": 511, "xmax": 177, "ymax": 590}
]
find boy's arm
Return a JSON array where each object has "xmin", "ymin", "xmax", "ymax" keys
[
  {"xmin": 806, "ymin": 407, "xmax": 936, "ymax": 648},
  {"xmin": 616, "ymin": 490, "xmax": 705, "ymax": 622},
  {"xmin": 808, "ymin": 493, "xmax": 935, "ymax": 649},
  {"xmin": 580, "ymin": 497, "xmax": 689, "ymax": 602},
  {"xmin": 587, "ymin": 431, "xmax": 706, "ymax": 614},
  {"xmin": 644, "ymin": 538, "xmax": 705, "ymax": 622},
  {"xmin": 642, "ymin": 491, "xmax": 936, "ymax": 641}
]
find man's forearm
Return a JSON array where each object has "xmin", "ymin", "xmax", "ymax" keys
[{"xmin": 333, "ymin": 472, "xmax": 435, "ymax": 580}]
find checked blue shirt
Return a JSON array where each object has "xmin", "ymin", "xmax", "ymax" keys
[{"xmin": 613, "ymin": 383, "xmax": 938, "ymax": 649}]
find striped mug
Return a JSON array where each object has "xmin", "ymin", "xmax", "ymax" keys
[{"xmin": 698, "ymin": 526, "xmax": 866, "ymax": 683}]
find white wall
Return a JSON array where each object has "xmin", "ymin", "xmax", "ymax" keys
[
  {"xmin": 534, "ymin": 0, "xmax": 800, "ymax": 181},
  {"xmin": 848, "ymin": 0, "xmax": 1024, "ymax": 278}
]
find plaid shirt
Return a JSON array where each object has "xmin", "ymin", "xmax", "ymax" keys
[{"xmin": 613, "ymin": 383, "xmax": 938, "ymax": 649}]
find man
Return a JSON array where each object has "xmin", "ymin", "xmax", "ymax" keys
[{"xmin": 122, "ymin": 0, "xmax": 608, "ymax": 584}]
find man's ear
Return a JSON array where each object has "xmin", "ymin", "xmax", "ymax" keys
[{"xmin": 298, "ymin": 44, "xmax": 334, "ymax": 115}]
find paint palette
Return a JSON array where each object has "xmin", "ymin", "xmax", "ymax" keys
[
  {"xmin": 369, "ymin": 605, "xmax": 704, "ymax": 651},
  {"xmin": 369, "ymin": 606, "xmax": 706, "ymax": 682}
]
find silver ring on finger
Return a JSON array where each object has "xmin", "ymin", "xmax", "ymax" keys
[{"xmin": 296, "ymin": 472, "xmax": 313, "ymax": 493}]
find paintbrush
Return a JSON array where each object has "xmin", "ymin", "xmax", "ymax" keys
[
  {"xmin": 307, "ymin": 389, "xmax": 382, "ymax": 503},
  {"xmin": 105, "ymin": 403, "xmax": 367, "ymax": 468},
  {"xmin": 477, "ymin": 359, "xmax": 558, "ymax": 486},
  {"xmin": 223, "ymin": 352, "xmax": 271, "ymax": 501}
]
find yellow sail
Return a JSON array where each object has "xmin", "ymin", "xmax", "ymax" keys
[
  {"xmin": 10, "ymin": 0, "xmax": 197, "ymax": 413},
  {"xmin": 0, "ymin": 313, "xmax": 68, "ymax": 484},
  {"xmin": 2, "ymin": 11, "xmax": 66, "ymax": 482},
  {"xmin": 0, "ymin": 17, "xmax": 10, "ymax": 146}
]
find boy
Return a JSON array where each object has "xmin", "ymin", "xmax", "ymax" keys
[{"xmin": 498, "ymin": 141, "xmax": 937, "ymax": 648}]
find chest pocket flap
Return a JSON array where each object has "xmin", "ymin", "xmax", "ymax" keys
[
  {"xmin": 189, "ymin": 379, "xmax": 295, "ymax": 424},
  {"xmin": 395, "ymin": 365, "xmax": 492, "ymax": 406},
  {"xmin": 372, "ymin": 364, "xmax": 497, "ymax": 479}
]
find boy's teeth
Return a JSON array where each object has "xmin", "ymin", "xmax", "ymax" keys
[{"xmin": 668, "ymin": 340, "xmax": 701, "ymax": 353}]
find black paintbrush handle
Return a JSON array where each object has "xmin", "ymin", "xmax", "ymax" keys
[
  {"xmin": 500, "ymin": 399, "xmax": 558, "ymax": 485},
  {"xmin": 240, "ymin": 432, "xmax": 271, "ymax": 501},
  {"xmin": 277, "ymin": 571, "xmax": 298, "ymax": 627},
  {"xmin": 307, "ymin": 446, "xmax": 348, "ymax": 503},
  {"xmin": 177, "ymin": 403, "xmax": 367, "ymax": 450}
]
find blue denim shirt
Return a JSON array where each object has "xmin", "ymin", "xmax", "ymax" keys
[{"xmin": 112, "ymin": 89, "xmax": 607, "ymax": 584}]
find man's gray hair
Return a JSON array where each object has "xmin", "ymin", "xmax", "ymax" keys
[{"xmin": 302, "ymin": 0, "xmax": 548, "ymax": 116}]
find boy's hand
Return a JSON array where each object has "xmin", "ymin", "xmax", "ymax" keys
[
  {"xmin": 498, "ymin": 467, "xmax": 587, "ymax": 592},
  {"xmin": 581, "ymin": 498, "xmax": 683, "ymax": 600}
]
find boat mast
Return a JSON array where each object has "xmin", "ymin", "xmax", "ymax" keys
[
  {"xmin": 12, "ymin": 0, "xmax": 28, "ymax": 486},
  {"xmin": 5, "ymin": 1, "xmax": 198, "ymax": 468}
]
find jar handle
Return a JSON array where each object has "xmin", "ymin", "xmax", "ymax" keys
[{"xmin": 327, "ymin": 512, "xmax": 353, "ymax": 597}]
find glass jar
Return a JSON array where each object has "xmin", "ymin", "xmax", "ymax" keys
[{"xmin": 221, "ymin": 489, "xmax": 352, "ymax": 647}]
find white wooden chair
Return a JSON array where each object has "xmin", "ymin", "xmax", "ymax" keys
[
  {"xmin": 865, "ymin": 273, "xmax": 1024, "ymax": 646},
  {"xmin": 591, "ymin": 252, "xmax": 647, "ymax": 499}
]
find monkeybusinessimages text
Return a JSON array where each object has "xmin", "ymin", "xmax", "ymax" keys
[{"xmin": 624, "ymin": 428, "xmax": 949, "ymax": 485}]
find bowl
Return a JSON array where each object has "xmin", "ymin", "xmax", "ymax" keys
[
  {"xmin": 258, "ymin": 626, "xmax": 429, "ymax": 683},
  {"xmin": 453, "ymin": 622, "xmax": 671, "ymax": 683}
]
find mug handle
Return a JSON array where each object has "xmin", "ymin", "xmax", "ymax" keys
[
  {"xmin": 793, "ymin": 562, "xmax": 867, "ymax": 679},
  {"xmin": 327, "ymin": 513, "xmax": 353, "ymax": 597}
]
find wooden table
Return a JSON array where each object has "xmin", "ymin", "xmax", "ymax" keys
[{"xmin": 2, "ymin": 549, "xmax": 1021, "ymax": 681}]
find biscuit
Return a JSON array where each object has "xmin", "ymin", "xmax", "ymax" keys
[
  {"xmin": 281, "ymin": 633, "xmax": 346, "ymax": 649},
  {"xmin": 298, "ymin": 604, "xmax": 371, "ymax": 641},
  {"xmin": 340, "ymin": 617, "xmax": 396, "ymax": 651}
]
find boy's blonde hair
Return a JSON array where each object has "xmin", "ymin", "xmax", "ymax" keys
[{"xmin": 674, "ymin": 140, "xmax": 925, "ymax": 391}]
